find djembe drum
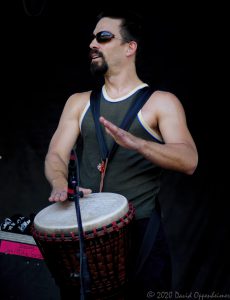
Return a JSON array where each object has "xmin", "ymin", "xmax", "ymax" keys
[{"xmin": 32, "ymin": 193, "xmax": 135, "ymax": 299}]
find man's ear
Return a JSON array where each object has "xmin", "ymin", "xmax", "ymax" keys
[{"xmin": 126, "ymin": 41, "xmax": 137, "ymax": 56}]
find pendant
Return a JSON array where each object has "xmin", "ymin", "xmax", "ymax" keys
[{"xmin": 97, "ymin": 161, "xmax": 105, "ymax": 173}]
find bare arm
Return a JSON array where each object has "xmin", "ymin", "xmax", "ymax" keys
[
  {"xmin": 45, "ymin": 92, "xmax": 91, "ymax": 202},
  {"xmin": 99, "ymin": 91, "xmax": 198, "ymax": 175}
]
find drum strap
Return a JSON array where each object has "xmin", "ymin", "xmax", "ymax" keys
[{"xmin": 90, "ymin": 86, "xmax": 153, "ymax": 191}]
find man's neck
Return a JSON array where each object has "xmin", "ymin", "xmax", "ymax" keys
[{"xmin": 104, "ymin": 73, "xmax": 143, "ymax": 99}]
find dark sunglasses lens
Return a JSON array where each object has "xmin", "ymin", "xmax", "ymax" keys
[{"xmin": 96, "ymin": 31, "xmax": 114, "ymax": 43}]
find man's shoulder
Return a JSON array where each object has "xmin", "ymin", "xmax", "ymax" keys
[
  {"xmin": 151, "ymin": 90, "xmax": 178, "ymax": 100},
  {"xmin": 142, "ymin": 90, "xmax": 185, "ymax": 119},
  {"xmin": 68, "ymin": 90, "xmax": 92, "ymax": 101},
  {"xmin": 66, "ymin": 90, "xmax": 92, "ymax": 107},
  {"xmin": 150, "ymin": 90, "xmax": 183, "ymax": 108},
  {"xmin": 61, "ymin": 91, "xmax": 92, "ymax": 118}
]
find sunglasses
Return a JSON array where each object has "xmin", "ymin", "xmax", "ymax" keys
[{"xmin": 92, "ymin": 31, "xmax": 122, "ymax": 43}]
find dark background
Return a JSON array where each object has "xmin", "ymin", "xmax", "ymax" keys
[{"xmin": 0, "ymin": 0, "xmax": 229, "ymax": 295}]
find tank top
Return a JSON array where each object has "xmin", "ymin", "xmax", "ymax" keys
[{"xmin": 77, "ymin": 84, "xmax": 164, "ymax": 219}]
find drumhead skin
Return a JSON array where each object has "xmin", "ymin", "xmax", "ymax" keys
[{"xmin": 34, "ymin": 193, "xmax": 129, "ymax": 234}]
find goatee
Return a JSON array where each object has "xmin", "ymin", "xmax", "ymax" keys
[
  {"xmin": 89, "ymin": 49, "xmax": 108, "ymax": 76},
  {"xmin": 90, "ymin": 61, "xmax": 108, "ymax": 76}
]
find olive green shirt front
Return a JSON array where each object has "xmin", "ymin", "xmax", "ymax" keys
[{"xmin": 77, "ymin": 85, "xmax": 164, "ymax": 219}]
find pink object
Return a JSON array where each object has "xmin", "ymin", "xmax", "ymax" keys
[{"xmin": 0, "ymin": 240, "xmax": 43, "ymax": 260}]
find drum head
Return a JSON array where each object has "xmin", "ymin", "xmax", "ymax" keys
[{"xmin": 34, "ymin": 193, "xmax": 129, "ymax": 234}]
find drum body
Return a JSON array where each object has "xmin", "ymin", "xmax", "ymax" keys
[{"xmin": 32, "ymin": 193, "xmax": 135, "ymax": 298}]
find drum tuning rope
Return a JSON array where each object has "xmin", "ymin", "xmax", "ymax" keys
[{"xmin": 70, "ymin": 148, "xmax": 91, "ymax": 299}]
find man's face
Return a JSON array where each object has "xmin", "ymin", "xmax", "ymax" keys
[{"xmin": 89, "ymin": 17, "xmax": 125, "ymax": 76}]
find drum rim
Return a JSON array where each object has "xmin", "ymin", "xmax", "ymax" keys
[
  {"xmin": 33, "ymin": 192, "xmax": 130, "ymax": 234},
  {"xmin": 32, "ymin": 203, "xmax": 135, "ymax": 241}
]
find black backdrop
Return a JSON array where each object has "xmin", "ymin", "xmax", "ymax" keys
[{"xmin": 0, "ymin": 1, "xmax": 229, "ymax": 296}]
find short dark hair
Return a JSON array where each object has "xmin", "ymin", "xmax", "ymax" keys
[{"xmin": 96, "ymin": 9, "xmax": 143, "ymax": 46}]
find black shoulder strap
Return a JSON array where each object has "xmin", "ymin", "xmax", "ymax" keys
[
  {"xmin": 90, "ymin": 88, "xmax": 109, "ymax": 161},
  {"xmin": 90, "ymin": 86, "xmax": 153, "ymax": 161}
]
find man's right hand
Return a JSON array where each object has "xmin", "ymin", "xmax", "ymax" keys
[{"xmin": 49, "ymin": 183, "xmax": 92, "ymax": 202}]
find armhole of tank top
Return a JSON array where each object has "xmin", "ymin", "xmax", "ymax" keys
[
  {"xmin": 79, "ymin": 100, "xmax": 90, "ymax": 132},
  {"xmin": 137, "ymin": 110, "xmax": 164, "ymax": 143}
]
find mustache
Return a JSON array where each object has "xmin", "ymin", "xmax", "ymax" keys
[{"xmin": 89, "ymin": 49, "xmax": 103, "ymax": 59}]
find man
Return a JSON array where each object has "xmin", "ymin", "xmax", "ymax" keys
[{"xmin": 45, "ymin": 10, "xmax": 198, "ymax": 299}]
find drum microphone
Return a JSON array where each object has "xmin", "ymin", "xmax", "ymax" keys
[
  {"xmin": 69, "ymin": 148, "xmax": 91, "ymax": 299},
  {"xmin": 68, "ymin": 150, "xmax": 84, "ymax": 200}
]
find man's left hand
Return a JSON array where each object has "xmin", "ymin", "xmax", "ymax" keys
[{"xmin": 99, "ymin": 116, "xmax": 142, "ymax": 151}]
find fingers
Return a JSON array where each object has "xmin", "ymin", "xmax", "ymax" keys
[
  {"xmin": 49, "ymin": 187, "xmax": 92, "ymax": 202},
  {"xmin": 99, "ymin": 116, "xmax": 118, "ymax": 136},
  {"xmin": 49, "ymin": 190, "xmax": 68, "ymax": 202},
  {"xmin": 99, "ymin": 115, "xmax": 141, "ymax": 151},
  {"xmin": 79, "ymin": 187, "xmax": 92, "ymax": 196},
  {"xmin": 100, "ymin": 116, "xmax": 125, "ymax": 142},
  {"xmin": 99, "ymin": 115, "xmax": 129, "ymax": 145}
]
